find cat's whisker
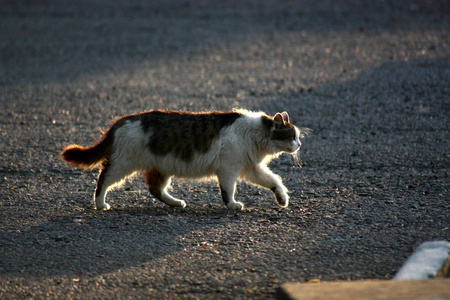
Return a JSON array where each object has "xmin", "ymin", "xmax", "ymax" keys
[{"xmin": 290, "ymin": 152, "xmax": 303, "ymax": 169}]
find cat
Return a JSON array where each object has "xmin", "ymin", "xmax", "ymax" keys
[{"xmin": 61, "ymin": 109, "xmax": 306, "ymax": 211}]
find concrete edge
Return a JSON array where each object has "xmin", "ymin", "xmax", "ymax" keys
[
  {"xmin": 276, "ymin": 240, "xmax": 450, "ymax": 300},
  {"xmin": 276, "ymin": 279, "xmax": 450, "ymax": 300}
]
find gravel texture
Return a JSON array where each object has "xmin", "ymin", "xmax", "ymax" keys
[{"xmin": 1, "ymin": 0, "xmax": 449, "ymax": 299}]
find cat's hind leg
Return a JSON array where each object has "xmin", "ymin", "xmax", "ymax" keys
[
  {"xmin": 94, "ymin": 166, "xmax": 111, "ymax": 210},
  {"xmin": 144, "ymin": 170, "xmax": 186, "ymax": 208},
  {"xmin": 243, "ymin": 164, "xmax": 289, "ymax": 207},
  {"xmin": 94, "ymin": 162, "xmax": 136, "ymax": 210}
]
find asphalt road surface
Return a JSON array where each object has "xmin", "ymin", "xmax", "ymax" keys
[{"xmin": 1, "ymin": 0, "xmax": 449, "ymax": 299}]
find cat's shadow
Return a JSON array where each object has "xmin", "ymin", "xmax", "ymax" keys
[{"xmin": 0, "ymin": 205, "xmax": 284, "ymax": 278}]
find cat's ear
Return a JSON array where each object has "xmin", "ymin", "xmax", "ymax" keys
[
  {"xmin": 281, "ymin": 111, "xmax": 290, "ymax": 123},
  {"xmin": 274, "ymin": 113, "xmax": 285, "ymax": 125},
  {"xmin": 274, "ymin": 112, "xmax": 289, "ymax": 124}
]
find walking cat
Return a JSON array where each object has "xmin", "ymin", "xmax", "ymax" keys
[{"xmin": 61, "ymin": 109, "xmax": 305, "ymax": 211}]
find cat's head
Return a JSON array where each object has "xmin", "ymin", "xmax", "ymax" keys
[{"xmin": 264, "ymin": 112, "xmax": 306, "ymax": 154}]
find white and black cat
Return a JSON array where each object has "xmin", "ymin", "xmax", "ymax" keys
[{"xmin": 61, "ymin": 109, "xmax": 306, "ymax": 211}]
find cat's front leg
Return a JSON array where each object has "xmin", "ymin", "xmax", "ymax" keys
[
  {"xmin": 217, "ymin": 171, "xmax": 244, "ymax": 210},
  {"xmin": 244, "ymin": 164, "xmax": 289, "ymax": 207}
]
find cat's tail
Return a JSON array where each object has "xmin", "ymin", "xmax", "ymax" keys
[{"xmin": 61, "ymin": 130, "xmax": 114, "ymax": 169}]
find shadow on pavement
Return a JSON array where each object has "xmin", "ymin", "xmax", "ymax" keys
[{"xmin": 1, "ymin": 207, "xmax": 237, "ymax": 277}]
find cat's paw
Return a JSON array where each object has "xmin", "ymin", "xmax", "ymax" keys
[
  {"xmin": 277, "ymin": 197, "xmax": 289, "ymax": 208},
  {"xmin": 271, "ymin": 187, "xmax": 289, "ymax": 208},
  {"xmin": 276, "ymin": 192, "xmax": 289, "ymax": 207},
  {"xmin": 226, "ymin": 201, "xmax": 244, "ymax": 211},
  {"xmin": 167, "ymin": 200, "xmax": 186, "ymax": 208},
  {"xmin": 96, "ymin": 203, "xmax": 111, "ymax": 211}
]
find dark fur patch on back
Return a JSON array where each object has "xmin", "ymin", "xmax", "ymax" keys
[{"xmin": 138, "ymin": 110, "xmax": 242, "ymax": 161}]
